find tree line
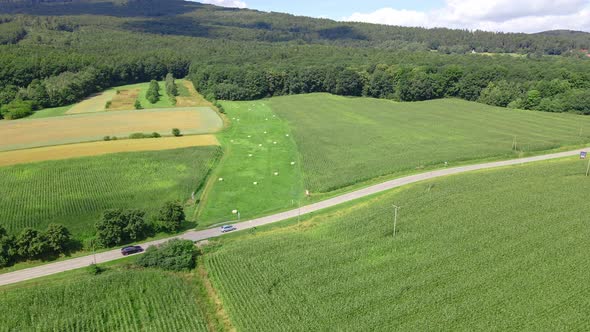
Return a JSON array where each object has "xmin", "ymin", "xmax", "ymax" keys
[
  {"xmin": 0, "ymin": 11, "xmax": 590, "ymax": 117},
  {"xmin": 191, "ymin": 58, "xmax": 590, "ymax": 114},
  {"xmin": 0, "ymin": 201, "xmax": 186, "ymax": 267},
  {"xmin": 0, "ymin": 224, "xmax": 71, "ymax": 268}
]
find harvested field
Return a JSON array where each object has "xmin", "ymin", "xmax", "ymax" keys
[
  {"xmin": 0, "ymin": 135, "xmax": 219, "ymax": 166},
  {"xmin": 107, "ymin": 88, "xmax": 140, "ymax": 111},
  {"xmin": 176, "ymin": 80, "xmax": 213, "ymax": 107},
  {"xmin": 66, "ymin": 90, "xmax": 116, "ymax": 114},
  {"xmin": 0, "ymin": 107, "xmax": 223, "ymax": 151}
]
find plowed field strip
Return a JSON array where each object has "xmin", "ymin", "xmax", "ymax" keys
[{"xmin": 0, "ymin": 135, "xmax": 219, "ymax": 166}]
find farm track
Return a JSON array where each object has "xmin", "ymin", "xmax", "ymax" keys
[{"xmin": 0, "ymin": 146, "xmax": 588, "ymax": 287}]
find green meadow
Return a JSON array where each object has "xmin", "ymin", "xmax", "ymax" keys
[
  {"xmin": 197, "ymin": 101, "xmax": 304, "ymax": 225},
  {"xmin": 205, "ymin": 156, "xmax": 590, "ymax": 331}
]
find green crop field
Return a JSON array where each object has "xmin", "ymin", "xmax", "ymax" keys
[
  {"xmin": 28, "ymin": 105, "xmax": 73, "ymax": 119},
  {"xmin": 206, "ymin": 157, "xmax": 590, "ymax": 331},
  {"xmin": 197, "ymin": 101, "xmax": 304, "ymax": 225},
  {"xmin": 270, "ymin": 93, "xmax": 590, "ymax": 193},
  {"xmin": 0, "ymin": 146, "xmax": 221, "ymax": 238},
  {"xmin": 0, "ymin": 269, "xmax": 209, "ymax": 331}
]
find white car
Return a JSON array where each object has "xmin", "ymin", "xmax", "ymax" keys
[{"xmin": 220, "ymin": 225, "xmax": 237, "ymax": 233}]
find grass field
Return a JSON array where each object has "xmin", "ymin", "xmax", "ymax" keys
[
  {"xmin": 66, "ymin": 81, "xmax": 175, "ymax": 114},
  {"xmin": 270, "ymin": 94, "xmax": 590, "ymax": 193},
  {"xmin": 0, "ymin": 135, "xmax": 219, "ymax": 167},
  {"xmin": 205, "ymin": 156, "xmax": 590, "ymax": 331},
  {"xmin": 28, "ymin": 105, "xmax": 72, "ymax": 119},
  {"xmin": 197, "ymin": 101, "xmax": 304, "ymax": 225},
  {"xmin": 0, "ymin": 268, "xmax": 209, "ymax": 331},
  {"xmin": 0, "ymin": 146, "xmax": 221, "ymax": 238},
  {"xmin": 176, "ymin": 80, "xmax": 214, "ymax": 108},
  {"xmin": 62, "ymin": 80, "xmax": 206, "ymax": 115},
  {"xmin": 0, "ymin": 107, "xmax": 223, "ymax": 151}
]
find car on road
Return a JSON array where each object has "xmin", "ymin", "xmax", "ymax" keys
[
  {"xmin": 121, "ymin": 245, "xmax": 144, "ymax": 256},
  {"xmin": 220, "ymin": 225, "xmax": 237, "ymax": 233}
]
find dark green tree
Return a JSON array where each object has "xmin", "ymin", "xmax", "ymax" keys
[
  {"xmin": 146, "ymin": 80, "xmax": 161, "ymax": 104},
  {"xmin": 158, "ymin": 201, "xmax": 185, "ymax": 232},
  {"xmin": 134, "ymin": 99, "xmax": 143, "ymax": 110},
  {"xmin": 44, "ymin": 224, "xmax": 71, "ymax": 254},
  {"xmin": 15, "ymin": 228, "xmax": 47, "ymax": 259},
  {"xmin": 0, "ymin": 226, "xmax": 16, "ymax": 268},
  {"xmin": 136, "ymin": 239, "xmax": 198, "ymax": 271}
]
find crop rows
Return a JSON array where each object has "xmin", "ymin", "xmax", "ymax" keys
[
  {"xmin": 270, "ymin": 94, "xmax": 590, "ymax": 193},
  {"xmin": 0, "ymin": 270, "xmax": 208, "ymax": 332},
  {"xmin": 0, "ymin": 146, "xmax": 221, "ymax": 236},
  {"xmin": 205, "ymin": 157, "xmax": 590, "ymax": 330}
]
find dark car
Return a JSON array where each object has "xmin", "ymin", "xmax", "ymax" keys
[{"xmin": 121, "ymin": 245, "xmax": 144, "ymax": 256}]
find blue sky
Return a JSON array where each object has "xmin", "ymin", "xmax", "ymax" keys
[
  {"xmin": 201, "ymin": 0, "xmax": 590, "ymax": 33},
  {"xmin": 242, "ymin": 1, "xmax": 444, "ymax": 19}
]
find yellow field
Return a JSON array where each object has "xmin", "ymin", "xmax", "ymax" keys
[
  {"xmin": 0, "ymin": 108, "xmax": 223, "ymax": 151},
  {"xmin": 176, "ymin": 80, "xmax": 213, "ymax": 107},
  {"xmin": 108, "ymin": 89, "xmax": 140, "ymax": 111},
  {"xmin": 0, "ymin": 135, "xmax": 219, "ymax": 166},
  {"xmin": 67, "ymin": 90, "xmax": 116, "ymax": 114}
]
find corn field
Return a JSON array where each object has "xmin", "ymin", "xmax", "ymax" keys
[
  {"xmin": 206, "ymin": 157, "xmax": 590, "ymax": 330},
  {"xmin": 0, "ymin": 269, "xmax": 208, "ymax": 332},
  {"xmin": 0, "ymin": 146, "xmax": 221, "ymax": 237},
  {"xmin": 270, "ymin": 94, "xmax": 590, "ymax": 192}
]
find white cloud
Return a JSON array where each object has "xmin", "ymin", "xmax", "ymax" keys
[
  {"xmin": 199, "ymin": 0, "xmax": 247, "ymax": 9},
  {"xmin": 343, "ymin": 0, "xmax": 590, "ymax": 33}
]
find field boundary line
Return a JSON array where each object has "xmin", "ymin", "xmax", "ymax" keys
[
  {"xmin": 0, "ymin": 135, "xmax": 220, "ymax": 167},
  {"xmin": 0, "ymin": 146, "xmax": 588, "ymax": 286}
]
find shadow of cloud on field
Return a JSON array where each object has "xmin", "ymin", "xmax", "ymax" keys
[{"xmin": 122, "ymin": 17, "xmax": 212, "ymax": 38}]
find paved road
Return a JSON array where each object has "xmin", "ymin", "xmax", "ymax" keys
[{"xmin": 0, "ymin": 147, "xmax": 588, "ymax": 287}]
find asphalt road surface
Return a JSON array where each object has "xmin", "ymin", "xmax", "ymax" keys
[{"xmin": 0, "ymin": 147, "xmax": 588, "ymax": 287}]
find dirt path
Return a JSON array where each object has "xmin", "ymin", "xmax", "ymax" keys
[{"xmin": 0, "ymin": 146, "xmax": 588, "ymax": 287}]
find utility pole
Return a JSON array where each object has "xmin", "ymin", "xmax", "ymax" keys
[
  {"xmin": 392, "ymin": 205, "xmax": 400, "ymax": 237},
  {"xmin": 586, "ymin": 158, "xmax": 590, "ymax": 177},
  {"xmin": 92, "ymin": 241, "xmax": 96, "ymax": 265},
  {"xmin": 512, "ymin": 136, "xmax": 517, "ymax": 151}
]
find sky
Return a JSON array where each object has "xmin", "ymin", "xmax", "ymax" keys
[{"xmin": 198, "ymin": 0, "xmax": 590, "ymax": 33}]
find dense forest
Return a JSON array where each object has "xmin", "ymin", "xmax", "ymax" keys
[{"xmin": 0, "ymin": 0, "xmax": 590, "ymax": 118}]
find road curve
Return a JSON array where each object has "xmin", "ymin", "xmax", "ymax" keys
[{"xmin": 0, "ymin": 147, "xmax": 588, "ymax": 287}]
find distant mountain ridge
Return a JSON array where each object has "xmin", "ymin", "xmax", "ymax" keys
[{"xmin": 1, "ymin": 0, "xmax": 589, "ymax": 54}]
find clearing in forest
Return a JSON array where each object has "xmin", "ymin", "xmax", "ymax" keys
[
  {"xmin": 0, "ymin": 135, "xmax": 219, "ymax": 167},
  {"xmin": 64, "ymin": 81, "xmax": 176, "ymax": 114},
  {"xmin": 0, "ymin": 107, "xmax": 223, "ymax": 151},
  {"xmin": 66, "ymin": 90, "xmax": 117, "ymax": 114},
  {"xmin": 176, "ymin": 80, "xmax": 213, "ymax": 107},
  {"xmin": 107, "ymin": 88, "xmax": 140, "ymax": 111}
]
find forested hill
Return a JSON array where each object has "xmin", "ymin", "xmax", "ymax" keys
[
  {"xmin": 1, "ymin": 0, "xmax": 590, "ymax": 55},
  {"xmin": 1, "ymin": 0, "xmax": 590, "ymax": 119}
]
